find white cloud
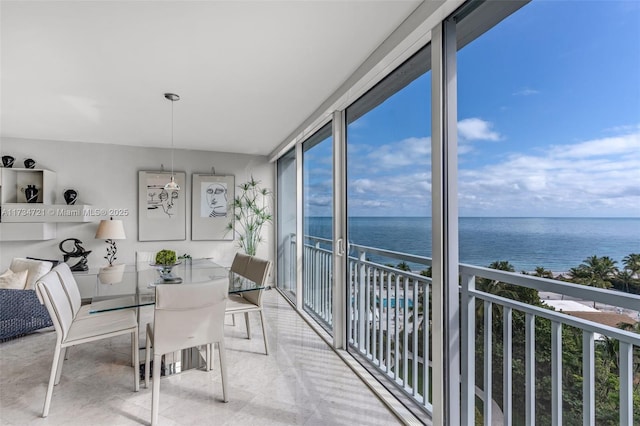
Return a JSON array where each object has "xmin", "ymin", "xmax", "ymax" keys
[
  {"xmin": 458, "ymin": 118, "xmax": 502, "ymax": 142},
  {"xmin": 366, "ymin": 136, "xmax": 431, "ymax": 169},
  {"xmin": 512, "ymin": 88, "xmax": 540, "ymax": 96},
  {"xmin": 310, "ymin": 123, "xmax": 639, "ymax": 217},
  {"xmin": 604, "ymin": 123, "xmax": 640, "ymax": 134},
  {"xmin": 458, "ymin": 144, "xmax": 475, "ymax": 155},
  {"xmin": 458, "ymin": 129, "xmax": 640, "ymax": 216},
  {"xmin": 351, "ymin": 178, "xmax": 374, "ymax": 194},
  {"xmin": 549, "ymin": 133, "xmax": 640, "ymax": 159},
  {"xmin": 347, "ymin": 172, "xmax": 431, "ymax": 216},
  {"xmin": 306, "ymin": 196, "xmax": 331, "ymax": 207}
]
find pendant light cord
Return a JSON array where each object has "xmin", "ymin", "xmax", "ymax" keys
[
  {"xmin": 163, "ymin": 93, "xmax": 180, "ymax": 190},
  {"xmin": 170, "ymin": 98, "xmax": 175, "ymax": 176}
]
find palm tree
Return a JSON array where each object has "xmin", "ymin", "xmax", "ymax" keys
[
  {"xmin": 602, "ymin": 321, "xmax": 640, "ymax": 374},
  {"xmin": 476, "ymin": 261, "xmax": 519, "ymax": 320},
  {"xmin": 622, "ymin": 253, "xmax": 640, "ymax": 278},
  {"xmin": 569, "ymin": 255, "xmax": 618, "ymax": 308},
  {"xmin": 396, "ymin": 261, "xmax": 411, "ymax": 272},
  {"xmin": 533, "ymin": 266, "xmax": 554, "ymax": 279},
  {"xmin": 419, "ymin": 267, "xmax": 432, "ymax": 278},
  {"xmin": 617, "ymin": 269, "xmax": 634, "ymax": 293},
  {"xmin": 478, "ymin": 261, "xmax": 518, "ymax": 297},
  {"xmin": 618, "ymin": 321, "xmax": 640, "ymax": 334}
]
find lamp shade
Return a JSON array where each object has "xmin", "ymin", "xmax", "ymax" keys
[{"xmin": 95, "ymin": 219, "xmax": 126, "ymax": 240}]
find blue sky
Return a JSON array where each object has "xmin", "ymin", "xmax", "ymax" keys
[{"xmin": 304, "ymin": 0, "xmax": 640, "ymax": 218}]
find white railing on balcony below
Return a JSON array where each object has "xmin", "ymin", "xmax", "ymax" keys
[
  {"xmin": 349, "ymin": 251, "xmax": 432, "ymax": 413},
  {"xmin": 460, "ymin": 265, "xmax": 640, "ymax": 426},
  {"xmin": 299, "ymin": 235, "xmax": 640, "ymax": 424},
  {"xmin": 302, "ymin": 235, "xmax": 333, "ymax": 329}
]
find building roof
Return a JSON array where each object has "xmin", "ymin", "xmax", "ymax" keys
[{"xmin": 564, "ymin": 311, "xmax": 637, "ymax": 329}]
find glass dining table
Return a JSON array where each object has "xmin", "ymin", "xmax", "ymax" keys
[
  {"xmin": 82, "ymin": 258, "xmax": 263, "ymax": 376},
  {"xmin": 87, "ymin": 258, "xmax": 263, "ymax": 313}
]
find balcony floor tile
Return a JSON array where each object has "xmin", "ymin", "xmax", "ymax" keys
[{"xmin": 0, "ymin": 290, "xmax": 403, "ymax": 425}]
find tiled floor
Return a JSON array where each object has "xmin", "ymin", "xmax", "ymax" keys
[{"xmin": 0, "ymin": 290, "xmax": 404, "ymax": 425}]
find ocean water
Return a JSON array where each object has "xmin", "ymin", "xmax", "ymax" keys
[{"xmin": 305, "ymin": 217, "xmax": 640, "ymax": 272}]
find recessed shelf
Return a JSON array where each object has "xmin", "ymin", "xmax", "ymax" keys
[
  {"xmin": 0, "ymin": 167, "xmax": 95, "ymax": 239},
  {"xmin": 0, "ymin": 168, "xmax": 56, "ymax": 204}
]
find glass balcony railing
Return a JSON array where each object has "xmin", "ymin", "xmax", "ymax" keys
[{"xmin": 299, "ymin": 234, "xmax": 640, "ymax": 424}]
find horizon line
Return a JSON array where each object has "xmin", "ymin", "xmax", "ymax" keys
[{"xmin": 306, "ymin": 216, "xmax": 640, "ymax": 219}]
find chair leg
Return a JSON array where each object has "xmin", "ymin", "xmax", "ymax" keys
[
  {"xmin": 206, "ymin": 344, "xmax": 213, "ymax": 371},
  {"xmin": 218, "ymin": 340, "xmax": 229, "ymax": 403},
  {"xmin": 54, "ymin": 347, "xmax": 66, "ymax": 385},
  {"xmin": 244, "ymin": 312, "xmax": 251, "ymax": 339},
  {"xmin": 133, "ymin": 329, "xmax": 140, "ymax": 392},
  {"xmin": 131, "ymin": 329, "xmax": 136, "ymax": 366},
  {"xmin": 145, "ymin": 325, "xmax": 152, "ymax": 388},
  {"xmin": 42, "ymin": 342, "xmax": 62, "ymax": 417},
  {"xmin": 259, "ymin": 310, "xmax": 269, "ymax": 355},
  {"xmin": 64, "ymin": 346, "xmax": 70, "ymax": 360},
  {"xmin": 151, "ymin": 353, "xmax": 162, "ymax": 426},
  {"xmin": 232, "ymin": 314, "xmax": 236, "ymax": 326}
]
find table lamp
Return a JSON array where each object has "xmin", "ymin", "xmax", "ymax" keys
[{"xmin": 95, "ymin": 217, "xmax": 126, "ymax": 266}]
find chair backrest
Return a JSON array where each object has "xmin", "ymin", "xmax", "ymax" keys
[
  {"xmin": 53, "ymin": 263, "xmax": 82, "ymax": 317},
  {"xmin": 244, "ymin": 256, "xmax": 271, "ymax": 286},
  {"xmin": 230, "ymin": 252, "xmax": 251, "ymax": 275},
  {"xmin": 136, "ymin": 251, "xmax": 157, "ymax": 271},
  {"xmin": 153, "ymin": 280, "xmax": 228, "ymax": 356},
  {"xmin": 241, "ymin": 256, "xmax": 271, "ymax": 306},
  {"xmin": 36, "ymin": 270, "xmax": 74, "ymax": 342}
]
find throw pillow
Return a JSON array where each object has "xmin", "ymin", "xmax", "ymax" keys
[
  {"xmin": 0, "ymin": 269, "xmax": 29, "ymax": 289},
  {"xmin": 9, "ymin": 258, "xmax": 53, "ymax": 290}
]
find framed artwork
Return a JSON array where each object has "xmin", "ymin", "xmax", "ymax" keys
[
  {"xmin": 191, "ymin": 174, "xmax": 234, "ymax": 240},
  {"xmin": 138, "ymin": 171, "xmax": 186, "ymax": 241}
]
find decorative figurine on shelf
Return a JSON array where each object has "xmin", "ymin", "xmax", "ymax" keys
[
  {"xmin": 23, "ymin": 158, "xmax": 36, "ymax": 169},
  {"xmin": 23, "ymin": 185, "xmax": 39, "ymax": 203},
  {"xmin": 59, "ymin": 238, "xmax": 92, "ymax": 272},
  {"xmin": 63, "ymin": 189, "xmax": 78, "ymax": 205},
  {"xmin": 2, "ymin": 155, "xmax": 15, "ymax": 168}
]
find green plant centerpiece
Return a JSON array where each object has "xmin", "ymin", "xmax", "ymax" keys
[
  {"xmin": 155, "ymin": 249, "xmax": 177, "ymax": 265},
  {"xmin": 226, "ymin": 176, "xmax": 272, "ymax": 256},
  {"xmin": 154, "ymin": 249, "xmax": 181, "ymax": 282}
]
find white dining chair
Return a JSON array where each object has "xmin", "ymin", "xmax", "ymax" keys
[
  {"xmin": 230, "ymin": 252, "xmax": 251, "ymax": 275},
  {"xmin": 225, "ymin": 254, "xmax": 271, "ymax": 355},
  {"xmin": 54, "ymin": 262, "xmax": 136, "ymax": 320},
  {"xmin": 228, "ymin": 252, "xmax": 252, "ymax": 326},
  {"xmin": 35, "ymin": 270, "xmax": 139, "ymax": 418},
  {"xmin": 144, "ymin": 281, "xmax": 229, "ymax": 426},
  {"xmin": 136, "ymin": 251, "xmax": 157, "ymax": 271}
]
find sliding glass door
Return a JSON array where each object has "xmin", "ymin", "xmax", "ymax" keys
[
  {"xmin": 276, "ymin": 148, "xmax": 297, "ymax": 302},
  {"xmin": 302, "ymin": 123, "xmax": 333, "ymax": 332},
  {"xmin": 345, "ymin": 46, "xmax": 433, "ymax": 414}
]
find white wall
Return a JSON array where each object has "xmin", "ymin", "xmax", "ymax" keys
[{"xmin": 0, "ymin": 137, "xmax": 274, "ymax": 271}]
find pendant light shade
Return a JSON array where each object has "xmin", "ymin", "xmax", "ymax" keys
[{"xmin": 164, "ymin": 92, "xmax": 181, "ymax": 191}]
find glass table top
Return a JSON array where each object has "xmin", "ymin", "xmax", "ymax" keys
[{"xmin": 87, "ymin": 258, "xmax": 263, "ymax": 313}]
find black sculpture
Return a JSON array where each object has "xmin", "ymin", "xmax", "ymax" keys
[
  {"xmin": 63, "ymin": 189, "xmax": 78, "ymax": 205},
  {"xmin": 2, "ymin": 155, "xmax": 14, "ymax": 168},
  {"xmin": 59, "ymin": 238, "xmax": 92, "ymax": 271},
  {"xmin": 25, "ymin": 185, "xmax": 39, "ymax": 203}
]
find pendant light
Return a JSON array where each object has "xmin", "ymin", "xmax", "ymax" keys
[{"xmin": 164, "ymin": 92, "xmax": 181, "ymax": 191}]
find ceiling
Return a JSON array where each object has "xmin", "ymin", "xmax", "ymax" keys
[{"xmin": 1, "ymin": 1, "xmax": 422, "ymax": 156}]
